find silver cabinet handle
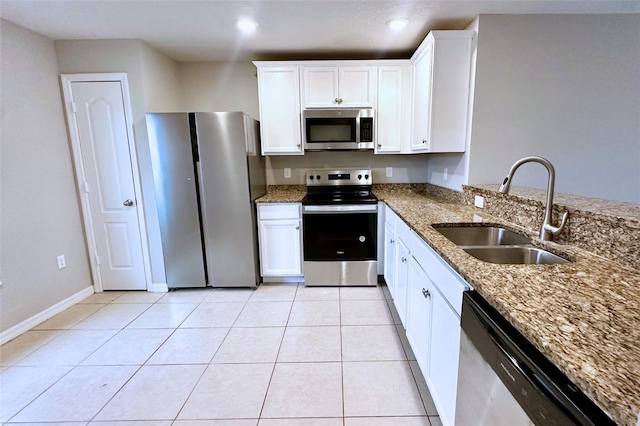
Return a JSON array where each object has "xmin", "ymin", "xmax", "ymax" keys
[
  {"xmin": 295, "ymin": 225, "xmax": 300, "ymax": 230},
  {"xmin": 297, "ymin": 143, "xmax": 301, "ymax": 148},
  {"xmin": 377, "ymin": 143, "xmax": 382, "ymax": 148},
  {"xmin": 401, "ymin": 257, "xmax": 407, "ymax": 263},
  {"xmin": 422, "ymin": 288, "xmax": 430, "ymax": 298},
  {"xmin": 334, "ymin": 98, "xmax": 340, "ymax": 104},
  {"xmin": 390, "ymin": 238, "xmax": 394, "ymax": 244},
  {"xmin": 123, "ymin": 199, "xmax": 134, "ymax": 207},
  {"xmin": 338, "ymin": 98, "xmax": 343, "ymax": 104},
  {"xmin": 422, "ymin": 139, "xmax": 427, "ymax": 144}
]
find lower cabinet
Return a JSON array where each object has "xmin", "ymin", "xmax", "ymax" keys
[
  {"xmin": 383, "ymin": 204, "xmax": 469, "ymax": 426},
  {"xmin": 383, "ymin": 221, "xmax": 397, "ymax": 297},
  {"xmin": 257, "ymin": 203, "xmax": 303, "ymax": 277},
  {"xmin": 428, "ymin": 283, "xmax": 462, "ymax": 426},
  {"xmin": 405, "ymin": 256, "xmax": 433, "ymax": 373}
]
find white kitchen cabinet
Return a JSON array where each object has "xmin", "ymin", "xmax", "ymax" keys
[
  {"xmin": 405, "ymin": 256, "xmax": 433, "ymax": 373},
  {"xmin": 411, "ymin": 30, "xmax": 474, "ymax": 153},
  {"xmin": 382, "ymin": 207, "xmax": 470, "ymax": 426},
  {"xmin": 254, "ymin": 63, "xmax": 303, "ymax": 155},
  {"xmin": 302, "ymin": 66, "xmax": 376, "ymax": 108},
  {"xmin": 375, "ymin": 65, "xmax": 413, "ymax": 154},
  {"xmin": 392, "ymin": 216, "xmax": 411, "ymax": 326},
  {"xmin": 428, "ymin": 284, "xmax": 463, "ymax": 426},
  {"xmin": 257, "ymin": 203, "xmax": 303, "ymax": 277},
  {"xmin": 383, "ymin": 221, "xmax": 397, "ymax": 297}
]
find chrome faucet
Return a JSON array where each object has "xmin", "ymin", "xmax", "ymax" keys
[{"xmin": 498, "ymin": 156, "xmax": 569, "ymax": 241}]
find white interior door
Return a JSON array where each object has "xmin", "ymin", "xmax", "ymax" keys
[{"xmin": 65, "ymin": 78, "xmax": 147, "ymax": 290}]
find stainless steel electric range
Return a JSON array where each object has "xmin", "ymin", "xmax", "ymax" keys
[{"xmin": 301, "ymin": 170, "xmax": 378, "ymax": 286}]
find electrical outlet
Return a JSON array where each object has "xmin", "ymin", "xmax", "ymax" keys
[
  {"xmin": 443, "ymin": 168, "xmax": 448, "ymax": 181},
  {"xmin": 57, "ymin": 255, "xmax": 66, "ymax": 270},
  {"xmin": 284, "ymin": 168, "xmax": 291, "ymax": 179},
  {"xmin": 474, "ymin": 195, "xmax": 485, "ymax": 208},
  {"xmin": 386, "ymin": 167, "xmax": 393, "ymax": 178}
]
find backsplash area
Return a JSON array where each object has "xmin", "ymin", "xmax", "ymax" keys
[
  {"xmin": 462, "ymin": 184, "xmax": 640, "ymax": 270},
  {"xmin": 266, "ymin": 151, "xmax": 430, "ymax": 185}
]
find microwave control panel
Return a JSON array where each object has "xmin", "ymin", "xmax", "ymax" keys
[{"xmin": 360, "ymin": 117, "xmax": 374, "ymax": 142}]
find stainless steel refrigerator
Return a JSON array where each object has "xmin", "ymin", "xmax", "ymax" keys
[{"xmin": 145, "ymin": 112, "xmax": 266, "ymax": 288}]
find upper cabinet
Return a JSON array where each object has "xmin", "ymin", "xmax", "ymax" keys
[
  {"xmin": 302, "ymin": 66, "xmax": 376, "ymax": 108},
  {"xmin": 254, "ymin": 63, "xmax": 303, "ymax": 156},
  {"xmin": 254, "ymin": 32, "xmax": 475, "ymax": 156},
  {"xmin": 376, "ymin": 65, "xmax": 413, "ymax": 154},
  {"xmin": 411, "ymin": 30, "xmax": 474, "ymax": 153}
]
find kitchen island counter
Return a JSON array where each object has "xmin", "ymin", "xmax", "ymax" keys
[{"xmin": 374, "ymin": 186, "xmax": 640, "ymax": 426}]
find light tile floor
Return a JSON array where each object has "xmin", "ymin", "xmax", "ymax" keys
[{"xmin": 0, "ymin": 283, "xmax": 441, "ymax": 426}]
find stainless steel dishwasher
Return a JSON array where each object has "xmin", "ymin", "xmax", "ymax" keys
[{"xmin": 455, "ymin": 291, "xmax": 616, "ymax": 426}]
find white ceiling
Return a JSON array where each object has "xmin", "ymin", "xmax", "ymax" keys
[{"xmin": 1, "ymin": 0, "xmax": 638, "ymax": 62}]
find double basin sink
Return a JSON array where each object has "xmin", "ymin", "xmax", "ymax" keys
[{"xmin": 433, "ymin": 225, "xmax": 571, "ymax": 265}]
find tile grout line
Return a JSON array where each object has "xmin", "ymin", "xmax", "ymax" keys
[{"xmin": 256, "ymin": 282, "xmax": 299, "ymax": 421}]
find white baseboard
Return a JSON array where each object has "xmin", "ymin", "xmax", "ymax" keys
[
  {"xmin": 262, "ymin": 276, "xmax": 304, "ymax": 284},
  {"xmin": 150, "ymin": 282, "xmax": 168, "ymax": 293},
  {"xmin": 0, "ymin": 286, "xmax": 95, "ymax": 345}
]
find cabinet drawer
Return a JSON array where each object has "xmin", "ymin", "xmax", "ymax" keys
[
  {"xmin": 396, "ymin": 215, "xmax": 411, "ymax": 243},
  {"xmin": 409, "ymin": 230, "xmax": 468, "ymax": 316},
  {"xmin": 258, "ymin": 203, "xmax": 301, "ymax": 220}
]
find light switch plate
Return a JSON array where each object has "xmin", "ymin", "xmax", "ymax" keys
[
  {"xmin": 386, "ymin": 167, "xmax": 393, "ymax": 178},
  {"xmin": 474, "ymin": 195, "xmax": 484, "ymax": 208},
  {"xmin": 284, "ymin": 168, "xmax": 291, "ymax": 179}
]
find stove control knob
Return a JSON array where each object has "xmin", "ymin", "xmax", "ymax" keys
[
  {"xmin": 316, "ymin": 175, "xmax": 321, "ymax": 180},
  {"xmin": 309, "ymin": 175, "xmax": 314, "ymax": 180},
  {"xmin": 365, "ymin": 174, "xmax": 369, "ymax": 180},
  {"xmin": 358, "ymin": 174, "xmax": 362, "ymax": 180}
]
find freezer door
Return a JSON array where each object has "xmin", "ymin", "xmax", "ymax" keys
[
  {"xmin": 195, "ymin": 112, "xmax": 262, "ymax": 287},
  {"xmin": 146, "ymin": 113, "xmax": 206, "ymax": 287}
]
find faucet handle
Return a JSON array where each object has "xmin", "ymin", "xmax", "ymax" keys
[{"xmin": 543, "ymin": 211, "xmax": 569, "ymax": 236}]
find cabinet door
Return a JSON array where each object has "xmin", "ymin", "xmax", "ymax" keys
[
  {"xmin": 428, "ymin": 287, "xmax": 462, "ymax": 426},
  {"xmin": 383, "ymin": 222, "xmax": 397, "ymax": 297},
  {"xmin": 339, "ymin": 67, "xmax": 376, "ymax": 108},
  {"xmin": 429, "ymin": 34, "xmax": 473, "ymax": 153},
  {"xmin": 411, "ymin": 41, "xmax": 433, "ymax": 153},
  {"xmin": 257, "ymin": 66, "xmax": 303, "ymax": 155},
  {"xmin": 303, "ymin": 67, "xmax": 339, "ymax": 108},
  {"xmin": 406, "ymin": 257, "xmax": 433, "ymax": 375},
  {"xmin": 376, "ymin": 66, "xmax": 405, "ymax": 153},
  {"xmin": 259, "ymin": 219, "xmax": 302, "ymax": 276},
  {"xmin": 393, "ymin": 238, "xmax": 410, "ymax": 326}
]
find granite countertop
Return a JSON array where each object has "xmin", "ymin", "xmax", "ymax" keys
[
  {"xmin": 373, "ymin": 187, "xmax": 640, "ymax": 426},
  {"xmin": 256, "ymin": 185, "xmax": 306, "ymax": 203}
]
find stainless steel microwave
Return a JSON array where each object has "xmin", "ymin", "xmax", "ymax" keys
[{"xmin": 303, "ymin": 109, "xmax": 374, "ymax": 151}]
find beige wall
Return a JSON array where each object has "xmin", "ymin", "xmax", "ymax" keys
[
  {"xmin": 179, "ymin": 62, "xmax": 260, "ymax": 119},
  {"xmin": 267, "ymin": 152, "xmax": 430, "ymax": 184},
  {"xmin": 468, "ymin": 14, "xmax": 640, "ymax": 203},
  {"xmin": 55, "ymin": 39, "xmax": 183, "ymax": 285},
  {"xmin": 0, "ymin": 19, "xmax": 92, "ymax": 333}
]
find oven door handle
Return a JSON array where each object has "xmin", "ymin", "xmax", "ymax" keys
[{"xmin": 303, "ymin": 205, "xmax": 378, "ymax": 214}]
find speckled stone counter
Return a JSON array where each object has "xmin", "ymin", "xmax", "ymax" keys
[
  {"xmin": 256, "ymin": 185, "xmax": 306, "ymax": 203},
  {"xmin": 373, "ymin": 186, "xmax": 640, "ymax": 426},
  {"xmin": 465, "ymin": 184, "xmax": 640, "ymax": 270}
]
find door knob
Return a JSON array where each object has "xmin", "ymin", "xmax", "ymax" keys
[{"xmin": 123, "ymin": 199, "xmax": 134, "ymax": 207}]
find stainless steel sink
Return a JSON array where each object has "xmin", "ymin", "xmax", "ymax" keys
[
  {"xmin": 463, "ymin": 247, "xmax": 571, "ymax": 265},
  {"xmin": 432, "ymin": 224, "xmax": 571, "ymax": 264},
  {"xmin": 433, "ymin": 225, "xmax": 531, "ymax": 246}
]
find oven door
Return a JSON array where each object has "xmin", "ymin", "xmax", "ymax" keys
[{"xmin": 302, "ymin": 204, "xmax": 378, "ymax": 286}]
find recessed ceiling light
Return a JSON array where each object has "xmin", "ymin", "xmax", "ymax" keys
[
  {"xmin": 236, "ymin": 18, "xmax": 258, "ymax": 33},
  {"xmin": 386, "ymin": 18, "xmax": 409, "ymax": 30}
]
